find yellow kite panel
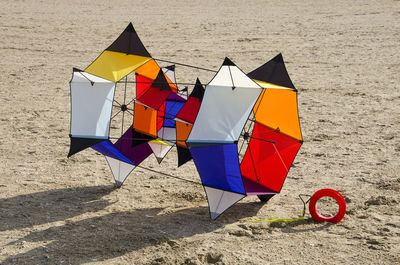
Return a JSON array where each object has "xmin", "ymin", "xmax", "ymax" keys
[
  {"xmin": 254, "ymin": 89, "xmax": 302, "ymax": 141},
  {"xmin": 85, "ymin": 51, "xmax": 151, "ymax": 82},
  {"xmin": 253, "ymin": 79, "xmax": 293, "ymax": 90},
  {"xmin": 149, "ymin": 139, "xmax": 171, "ymax": 146}
]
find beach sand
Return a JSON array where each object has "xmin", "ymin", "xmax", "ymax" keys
[{"xmin": 0, "ymin": 0, "xmax": 399, "ymax": 264}]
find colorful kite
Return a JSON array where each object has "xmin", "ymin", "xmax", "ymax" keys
[
  {"xmin": 186, "ymin": 56, "xmax": 303, "ymax": 219},
  {"xmin": 68, "ymin": 23, "xmax": 303, "ymax": 220}
]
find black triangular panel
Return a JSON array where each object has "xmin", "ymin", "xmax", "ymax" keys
[
  {"xmin": 73, "ymin": 67, "xmax": 83, "ymax": 72},
  {"xmin": 151, "ymin": 69, "xmax": 171, "ymax": 91},
  {"xmin": 106, "ymin": 22, "xmax": 151, "ymax": 57},
  {"xmin": 257, "ymin": 194, "xmax": 276, "ymax": 203},
  {"xmin": 222, "ymin": 57, "xmax": 235, "ymax": 66},
  {"xmin": 272, "ymin": 53, "xmax": 284, "ymax": 63},
  {"xmin": 247, "ymin": 53, "xmax": 295, "ymax": 89},
  {"xmin": 189, "ymin": 78, "xmax": 205, "ymax": 100},
  {"xmin": 68, "ymin": 137, "xmax": 105, "ymax": 157},
  {"xmin": 131, "ymin": 128, "xmax": 155, "ymax": 148},
  {"xmin": 177, "ymin": 146, "xmax": 193, "ymax": 167},
  {"xmin": 165, "ymin": 65, "xmax": 175, "ymax": 71}
]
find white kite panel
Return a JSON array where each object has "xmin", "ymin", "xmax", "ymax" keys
[
  {"xmin": 208, "ymin": 65, "xmax": 260, "ymax": 89},
  {"xmin": 70, "ymin": 71, "xmax": 115, "ymax": 139},
  {"xmin": 204, "ymin": 186, "xmax": 245, "ymax": 220},
  {"xmin": 105, "ymin": 156, "xmax": 135, "ymax": 186},
  {"xmin": 158, "ymin": 127, "xmax": 176, "ymax": 142},
  {"xmin": 162, "ymin": 67, "xmax": 176, "ymax": 86},
  {"xmin": 188, "ymin": 64, "xmax": 262, "ymax": 143},
  {"xmin": 148, "ymin": 142, "xmax": 173, "ymax": 164}
]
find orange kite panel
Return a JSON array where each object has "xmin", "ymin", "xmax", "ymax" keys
[
  {"xmin": 176, "ymin": 121, "xmax": 193, "ymax": 148},
  {"xmin": 135, "ymin": 59, "xmax": 177, "ymax": 92},
  {"xmin": 133, "ymin": 102, "xmax": 157, "ymax": 137},
  {"xmin": 253, "ymin": 89, "xmax": 302, "ymax": 141}
]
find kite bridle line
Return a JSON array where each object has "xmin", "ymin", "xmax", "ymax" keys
[
  {"xmin": 107, "ymin": 136, "xmax": 275, "ymax": 144},
  {"xmin": 299, "ymin": 194, "xmax": 312, "ymax": 217},
  {"xmin": 135, "ymin": 165, "xmax": 202, "ymax": 186},
  {"xmin": 224, "ymin": 194, "xmax": 312, "ymax": 226},
  {"xmin": 153, "ymin": 58, "xmax": 217, "ymax": 73},
  {"xmin": 117, "ymin": 80, "xmax": 204, "ymax": 87}
]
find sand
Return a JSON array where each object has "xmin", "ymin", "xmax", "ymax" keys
[{"xmin": 0, "ymin": 0, "xmax": 399, "ymax": 264}]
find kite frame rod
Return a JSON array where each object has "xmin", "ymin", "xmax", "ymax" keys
[
  {"xmin": 107, "ymin": 136, "xmax": 274, "ymax": 144},
  {"xmin": 108, "ymin": 136, "xmax": 193, "ymax": 141},
  {"xmin": 116, "ymin": 80, "xmax": 199, "ymax": 86},
  {"xmin": 153, "ymin": 58, "xmax": 217, "ymax": 73}
]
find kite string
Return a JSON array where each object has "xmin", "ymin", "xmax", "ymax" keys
[
  {"xmin": 299, "ymin": 194, "xmax": 312, "ymax": 217},
  {"xmin": 153, "ymin": 58, "xmax": 217, "ymax": 73},
  {"xmin": 117, "ymin": 80, "xmax": 200, "ymax": 87},
  {"xmin": 136, "ymin": 165, "xmax": 202, "ymax": 186},
  {"xmin": 225, "ymin": 194, "xmax": 312, "ymax": 226}
]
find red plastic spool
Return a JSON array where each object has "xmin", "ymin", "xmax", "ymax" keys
[{"xmin": 309, "ymin": 189, "xmax": 346, "ymax": 223}]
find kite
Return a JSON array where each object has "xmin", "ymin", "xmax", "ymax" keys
[
  {"xmin": 68, "ymin": 23, "xmax": 182, "ymax": 186},
  {"xmin": 186, "ymin": 56, "xmax": 303, "ymax": 219},
  {"xmin": 68, "ymin": 22, "xmax": 304, "ymax": 220}
]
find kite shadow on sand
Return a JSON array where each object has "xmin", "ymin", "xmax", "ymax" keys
[
  {"xmin": 268, "ymin": 218, "xmax": 334, "ymax": 234},
  {"xmin": 0, "ymin": 185, "xmax": 114, "ymax": 232},
  {"xmin": 2, "ymin": 185, "xmax": 265, "ymax": 264}
]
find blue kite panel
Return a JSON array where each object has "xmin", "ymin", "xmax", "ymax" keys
[
  {"xmin": 91, "ymin": 140, "xmax": 133, "ymax": 165},
  {"xmin": 164, "ymin": 119, "xmax": 176, "ymax": 127},
  {"xmin": 164, "ymin": 100, "xmax": 184, "ymax": 127},
  {"xmin": 190, "ymin": 143, "xmax": 245, "ymax": 194}
]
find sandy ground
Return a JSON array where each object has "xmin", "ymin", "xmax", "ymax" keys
[{"xmin": 0, "ymin": 0, "xmax": 399, "ymax": 264}]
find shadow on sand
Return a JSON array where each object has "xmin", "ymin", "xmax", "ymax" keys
[
  {"xmin": 1, "ymin": 185, "xmax": 266, "ymax": 264},
  {"xmin": 0, "ymin": 185, "xmax": 114, "ymax": 232},
  {"xmin": 269, "ymin": 218, "xmax": 334, "ymax": 233}
]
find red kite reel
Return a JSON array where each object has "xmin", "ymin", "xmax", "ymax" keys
[{"xmin": 308, "ymin": 188, "xmax": 346, "ymax": 223}]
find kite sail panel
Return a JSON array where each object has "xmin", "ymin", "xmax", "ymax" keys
[
  {"xmin": 69, "ymin": 70, "xmax": 115, "ymax": 139},
  {"xmin": 85, "ymin": 23, "xmax": 152, "ymax": 82},
  {"xmin": 133, "ymin": 102, "xmax": 158, "ymax": 137},
  {"xmin": 240, "ymin": 123, "xmax": 302, "ymax": 192},
  {"xmin": 187, "ymin": 58, "xmax": 262, "ymax": 144},
  {"xmin": 247, "ymin": 53, "xmax": 295, "ymax": 90},
  {"xmin": 136, "ymin": 69, "xmax": 172, "ymax": 110},
  {"xmin": 253, "ymin": 88, "xmax": 302, "ymax": 141}
]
